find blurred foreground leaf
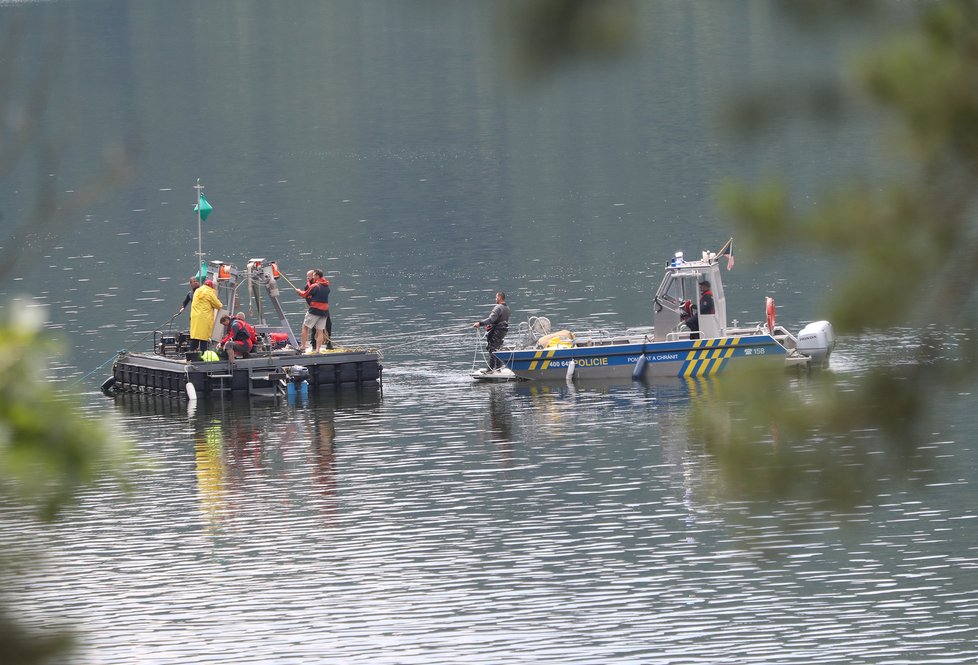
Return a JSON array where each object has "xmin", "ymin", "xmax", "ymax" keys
[
  {"xmin": 689, "ymin": 365, "xmax": 936, "ymax": 510},
  {"xmin": 0, "ymin": 309, "xmax": 132, "ymax": 664},
  {"xmin": 501, "ymin": 0, "xmax": 637, "ymax": 80},
  {"xmin": 0, "ymin": 9, "xmax": 134, "ymax": 663},
  {"xmin": 713, "ymin": 0, "xmax": 978, "ymax": 507},
  {"xmin": 0, "ymin": 311, "xmax": 129, "ymax": 521},
  {"xmin": 724, "ymin": 1, "xmax": 978, "ymax": 335}
]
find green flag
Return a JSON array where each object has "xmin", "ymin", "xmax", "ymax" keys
[{"xmin": 194, "ymin": 194, "xmax": 213, "ymax": 221}]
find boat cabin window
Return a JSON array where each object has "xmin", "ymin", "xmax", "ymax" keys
[{"xmin": 658, "ymin": 273, "xmax": 705, "ymax": 310}]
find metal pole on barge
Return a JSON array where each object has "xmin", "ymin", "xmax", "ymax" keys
[{"xmin": 194, "ymin": 179, "xmax": 204, "ymax": 272}]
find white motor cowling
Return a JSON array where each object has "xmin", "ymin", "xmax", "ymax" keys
[{"xmin": 796, "ymin": 320, "xmax": 835, "ymax": 368}]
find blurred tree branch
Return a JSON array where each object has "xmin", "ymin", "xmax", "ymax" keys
[
  {"xmin": 706, "ymin": 0, "xmax": 978, "ymax": 506},
  {"xmin": 0, "ymin": 14, "xmax": 134, "ymax": 284},
  {"xmin": 723, "ymin": 1, "xmax": 978, "ymax": 336},
  {"xmin": 501, "ymin": 0, "xmax": 637, "ymax": 80},
  {"xmin": 0, "ymin": 8, "xmax": 134, "ymax": 663}
]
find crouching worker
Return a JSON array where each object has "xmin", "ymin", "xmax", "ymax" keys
[{"xmin": 218, "ymin": 314, "xmax": 256, "ymax": 359}]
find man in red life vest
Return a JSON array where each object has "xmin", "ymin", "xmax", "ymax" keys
[
  {"xmin": 218, "ymin": 314, "xmax": 255, "ymax": 359},
  {"xmin": 682, "ymin": 280, "xmax": 715, "ymax": 333},
  {"xmin": 296, "ymin": 269, "xmax": 332, "ymax": 352}
]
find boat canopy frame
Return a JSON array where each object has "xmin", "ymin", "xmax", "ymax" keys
[
  {"xmin": 651, "ymin": 256, "xmax": 727, "ymax": 341},
  {"xmin": 202, "ymin": 258, "xmax": 300, "ymax": 350}
]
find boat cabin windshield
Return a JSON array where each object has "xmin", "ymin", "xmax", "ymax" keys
[
  {"xmin": 652, "ymin": 263, "xmax": 726, "ymax": 341},
  {"xmin": 656, "ymin": 270, "xmax": 708, "ymax": 311}
]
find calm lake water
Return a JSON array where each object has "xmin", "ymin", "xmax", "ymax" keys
[{"xmin": 2, "ymin": 2, "xmax": 977, "ymax": 663}]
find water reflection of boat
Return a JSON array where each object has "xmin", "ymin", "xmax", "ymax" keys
[
  {"xmin": 509, "ymin": 376, "xmax": 709, "ymax": 417},
  {"xmin": 101, "ymin": 257, "xmax": 382, "ymax": 399},
  {"xmin": 510, "ymin": 375, "xmax": 700, "ymax": 397},
  {"xmin": 111, "ymin": 387, "xmax": 383, "ymax": 530},
  {"xmin": 513, "ymin": 374, "xmax": 731, "ymax": 539},
  {"xmin": 486, "ymin": 241, "xmax": 835, "ymax": 382}
]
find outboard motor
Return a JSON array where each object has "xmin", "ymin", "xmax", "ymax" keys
[
  {"xmin": 284, "ymin": 364, "xmax": 311, "ymax": 399},
  {"xmin": 796, "ymin": 321, "xmax": 835, "ymax": 368},
  {"xmin": 285, "ymin": 364, "xmax": 310, "ymax": 384}
]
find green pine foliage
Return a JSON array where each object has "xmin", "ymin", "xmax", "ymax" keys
[
  {"xmin": 709, "ymin": 0, "xmax": 978, "ymax": 507},
  {"xmin": 0, "ymin": 312, "xmax": 129, "ymax": 521}
]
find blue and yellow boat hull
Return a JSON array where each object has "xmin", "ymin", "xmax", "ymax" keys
[{"xmin": 498, "ymin": 335, "xmax": 786, "ymax": 380}]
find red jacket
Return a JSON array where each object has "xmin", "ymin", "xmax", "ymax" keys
[
  {"xmin": 221, "ymin": 318, "xmax": 256, "ymax": 350},
  {"xmin": 298, "ymin": 278, "xmax": 330, "ymax": 314}
]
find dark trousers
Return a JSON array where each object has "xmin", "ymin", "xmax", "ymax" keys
[
  {"xmin": 226, "ymin": 340, "xmax": 250, "ymax": 358},
  {"xmin": 486, "ymin": 328, "xmax": 506, "ymax": 370},
  {"xmin": 190, "ymin": 338, "xmax": 209, "ymax": 352}
]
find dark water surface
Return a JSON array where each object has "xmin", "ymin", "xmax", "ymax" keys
[{"xmin": 2, "ymin": 2, "xmax": 977, "ymax": 663}]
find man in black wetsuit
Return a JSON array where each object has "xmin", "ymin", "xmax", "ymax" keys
[
  {"xmin": 179, "ymin": 277, "xmax": 200, "ymax": 315},
  {"xmin": 472, "ymin": 291, "xmax": 511, "ymax": 371}
]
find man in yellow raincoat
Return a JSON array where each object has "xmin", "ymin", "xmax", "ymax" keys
[{"xmin": 189, "ymin": 279, "xmax": 223, "ymax": 353}]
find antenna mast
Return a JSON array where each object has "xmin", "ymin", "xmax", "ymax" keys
[{"xmin": 194, "ymin": 179, "xmax": 204, "ymax": 271}]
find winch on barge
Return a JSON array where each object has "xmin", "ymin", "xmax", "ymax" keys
[
  {"xmin": 483, "ymin": 240, "xmax": 835, "ymax": 382},
  {"xmin": 101, "ymin": 258, "xmax": 382, "ymax": 398}
]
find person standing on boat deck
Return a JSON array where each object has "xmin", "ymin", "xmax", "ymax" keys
[
  {"xmin": 472, "ymin": 292, "xmax": 510, "ymax": 371},
  {"xmin": 179, "ymin": 277, "xmax": 200, "ymax": 315},
  {"xmin": 296, "ymin": 269, "xmax": 332, "ymax": 352},
  {"xmin": 300, "ymin": 270, "xmax": 317, "ymax": 350},
  {"xmin": 189, "ymin": 279, "xmax": 223, "ymax": 353},
  {"xmin": 313, "ymin": 269, "xmax": 333, "ymax": 348},
  {"xmin": 683, "ymin": 280, "xmax": 715, "ymax": 333}
]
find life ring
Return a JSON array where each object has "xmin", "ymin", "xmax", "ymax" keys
[{"xmin": 765, "ymin": 297, "xmax": 776, "ymax": 332}]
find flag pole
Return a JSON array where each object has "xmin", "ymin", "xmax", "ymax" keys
[{"xmin": 194, "ymin": 178, "xmax": 204, "ymax": 274}]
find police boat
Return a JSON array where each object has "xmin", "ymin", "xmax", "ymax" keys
[{"xmin": 490, "ymin": 241, "xmax": 835, "ymax": 382}]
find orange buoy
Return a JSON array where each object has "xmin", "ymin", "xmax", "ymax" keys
[{"xmin": 765, "ymin": 297, "xmax": 776, "ymax": 332}]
